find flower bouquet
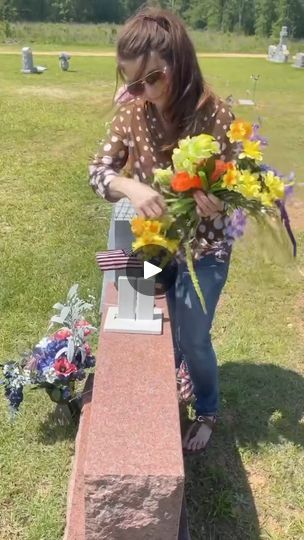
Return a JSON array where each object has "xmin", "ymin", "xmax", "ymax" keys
[
  {"xmin": 0, "ymin": 284, "xmax": 96, "ymax": 421},
  {"xmin": 131, "ymin": 119, "xmax": 295, "ymax": 312}
]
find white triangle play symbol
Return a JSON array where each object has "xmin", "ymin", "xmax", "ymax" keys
[{"xmin": 144, "ymin": 260, "xmax": 162, "ymax": 280}]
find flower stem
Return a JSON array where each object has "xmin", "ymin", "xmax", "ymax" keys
[{"xmin": 184, "ymin": 242, "xmax": 207, "ymax": 314}]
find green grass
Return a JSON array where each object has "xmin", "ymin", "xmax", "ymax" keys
[
  {"xmin": 2, "ymin": 21, "xmax": 304, "ymax": 54},
  {"xmin": 0, "ymin": 54, "xmax": 304, "ymax": 539}
]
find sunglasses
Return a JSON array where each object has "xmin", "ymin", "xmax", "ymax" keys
[{"xmin": 126, "ymin": 67, "xmax": 167, "ymax": 97}]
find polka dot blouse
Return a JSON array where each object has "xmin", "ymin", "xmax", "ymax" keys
[{"xmin": 89, "ymin": 97, "xmax": 235, "ymax": 258}]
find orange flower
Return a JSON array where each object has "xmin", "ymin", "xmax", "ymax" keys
[
  {"xmin": 171, "ymin": 172, "xmax": 202, "ymax": 192},
  {"xmin": 222, "ymin": 163, "xmax": 238, "ymax": 190},
  {"xmin": 211, "ymin": 160, "xmax": 230, "ymax": 183},
  {"xmin": 131, "ymin": 216, "xmax": 146, "ymax": 236},
  {"xmin": 146, "ymin": 220, "xmax": 162, "ymax": 234}
]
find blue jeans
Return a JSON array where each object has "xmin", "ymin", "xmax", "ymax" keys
[{"xmin": 166, "ymin": 254, "xmax": 230, "ymax": 416}]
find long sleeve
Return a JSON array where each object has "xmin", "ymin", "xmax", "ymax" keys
[{"xmin": 89, "ymin": 106, "xmax": 130, "ymax": 201}]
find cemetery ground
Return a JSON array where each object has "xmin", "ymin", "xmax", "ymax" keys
[{"xmin": 0, "ymin": 53, "xmax": 304, "ymax": 540}]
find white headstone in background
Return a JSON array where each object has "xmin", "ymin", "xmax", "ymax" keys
[
  {"xmin": 21, "ymin": 47, "xmax": 47, "ymax": 74},
  {"xmin": 268, "ymin": 26, "xmax": 289, "ymax": 63},
  {"xmin": 293, "ymin": 53, "xmax": 304, "ymax": 68},
  {"xmin": 21, "ymin": 47, "xmax": 34, "ymax": 73}
]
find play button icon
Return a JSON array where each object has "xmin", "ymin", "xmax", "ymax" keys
[
  {"xmin": 144, "ymin": 260, "xmax": 162, "ymax": 280},
  {"xmin": 125, "ymin": 244, "xmax": 178, "ymax": 296}
]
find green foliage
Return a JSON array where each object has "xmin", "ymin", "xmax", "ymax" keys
[{"xmin": 1, "ymin": 0, "xmax": 304, "ymax": 38}]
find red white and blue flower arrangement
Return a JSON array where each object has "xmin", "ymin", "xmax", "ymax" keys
[{"xmin": 0, "ymin": 284, "xmax": 96, "ymax": 420}]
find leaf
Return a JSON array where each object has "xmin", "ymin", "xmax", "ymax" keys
[
  {"xmin": 50, "ymin": 315, "xmax": 65, "ymax": 325},
  {"xmin": 198, "ymin": 170, "xmax": 208, "ymax": 190},
  {"xmin": 53, "ymin": 302, "xmax": 64, "ymax": 310},
  {"xmin": 67, "ymin": 284, "xmax": 79, "ymax": 300},
  {"xmin": 67, "ymin": 338, "xmax": 75, "ymax": 362},
  {"xmin": 205, "ymin": 156, "xmax": 216, "ymax": 186},
  {"xmin": 60, "ymin": 306, "xmax": 70, "ymax": 322}
]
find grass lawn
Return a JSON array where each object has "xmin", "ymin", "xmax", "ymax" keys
[{"xmin": 0, "ymin": 54, "xmax": 303, "ymax": 539}]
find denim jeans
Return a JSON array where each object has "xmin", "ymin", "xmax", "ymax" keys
[{"xmin": 166, "ymin": 254, "xmax": 230, "ymax": 416}]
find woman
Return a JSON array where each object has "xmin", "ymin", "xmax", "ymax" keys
[{"xmin": 89, "ymin": 7, "xmax": 235, "ymax": 456}]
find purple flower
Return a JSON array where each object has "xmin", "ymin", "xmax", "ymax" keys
[
  {"xmin": 226, "ymin": 209, "xmax": 247, "ymax": 242},
  {"xmin": 284, "ymin": 184, "xmax": 294, "ymax": 199},
  {"xmin": 260, "ymin": 163, "xmax": 283, "ymax": 177},
  {"xmin": 250, "ymin": 124, "xmax": 268, "ymax": 147}
]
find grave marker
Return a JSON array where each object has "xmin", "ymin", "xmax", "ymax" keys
[{"xmin": 268, "ymin": 26, "xmax": 289, "ymax": 63}]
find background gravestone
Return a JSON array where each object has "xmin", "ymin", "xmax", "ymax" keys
[
  {"xmin": 21, "ymin": 46, "xmax": 47, "ymax": 74},
  {"xmin": 293, "ymin": 53, "xmax": 304, "ymax": 68},
  {"xmin": 59, "ymin": 52, "xmax": 71, "ymax": 71},
  {"xmin": 21, "ymin": 47, "xmax": 34, "ymax": 73},
  {"xmin": 268, "ymin": 26, "xmax": 289, "ymax": 63}
]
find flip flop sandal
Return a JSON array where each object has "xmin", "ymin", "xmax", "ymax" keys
[{"xmin": 182, "ymin": 415, "xmax": 217, "ymax": 457}]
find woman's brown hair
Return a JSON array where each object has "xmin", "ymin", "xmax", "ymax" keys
[{"xmin": 116, "ymin": 7, "xmax": 216, "ymax": 149}]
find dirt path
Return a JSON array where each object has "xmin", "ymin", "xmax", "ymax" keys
[{"xmin": 0, "ymin": 49, "xmax": 266, "ymax": 58}]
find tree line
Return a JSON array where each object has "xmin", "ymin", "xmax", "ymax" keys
[{"xmin": 1, "ymin": 0, "xmax": 304, "ymax": 38}]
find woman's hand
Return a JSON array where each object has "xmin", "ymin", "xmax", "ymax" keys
[
  {"xmin": 125, "ymin": 181, "xmax": 167, "ymax": 218},
  {"xmin": 193, "ymin": 190, "xmax": 224, "ymax": 219}
]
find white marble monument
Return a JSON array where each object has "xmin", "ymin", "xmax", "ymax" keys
[
  {"xmin": 100, "ymin": 198, "xmax": 163, "ymax": 334},
  {"xmin": 99, "ymin": 198, "xmax": 136, "ymax": 312},
  {"xmin": 293, "ymin": 53, "xmax": 304, "ymax": 68},
  {"xmin": 268, "ymin": 26, "xmax": 289, "ymax": 63},
  {"xmin": 21, "ymin": 47, "xmax": 47, "ymax": 74}
]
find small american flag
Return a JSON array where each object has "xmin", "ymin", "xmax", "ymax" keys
[
  {"xmin": 96, "ymin": 249, "xmax": 143, "ymax": 272},
  {"xmin": 176, "ymin": 360, "xmax": 194, "ymax": 402}
]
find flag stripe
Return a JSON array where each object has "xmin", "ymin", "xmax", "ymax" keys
[{"xmin": 96, "ymin": 249, "xmax": 143, "ymax": 271}]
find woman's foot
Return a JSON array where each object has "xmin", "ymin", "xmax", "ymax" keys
[{"xmin": 182, "ymin": 415, "xmax": 216, "ymax": 456}]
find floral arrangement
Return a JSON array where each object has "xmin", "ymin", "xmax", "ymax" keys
[
  {"xmin": 131, "ymin": 119, "xmax": 295, "ymax": 312},
  {"xmin": 0, "ymin": 284, "xmax": 96, "ymax": 420}
]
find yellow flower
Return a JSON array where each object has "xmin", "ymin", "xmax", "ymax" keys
[
  {"xmin": 132, "ymin": 231, "xmax": 156, "ymax": 250},
  {"xmin": 259, "ymin": 192, "xmax": 273, "ymax": 207},
  {"xmin": 239, "ymin": 140, "xmax": 263, "ymax": 161},
  {"xmin": 131, "ymin": 216, "xmax": 146, "ymax": 236},
  {"xmin": 263, "ymin": 171, "xmax": 285, "ymax": 201},
  {"xmin": 143, "ymin": 220, "xmax": 162, "ymax": 235},
  {"xmin": 132, "ymin": 232, "xmax": 179, "ymax": 253},
  {"xmin": 131, "ymin": 217, "xmax": 164, "ymax": 237},
  {"xmin": 222, "ymin": 163, "xmax": 239, "ymax": 190},
  {"xmin": 227, "ymin": 120, "xmax": 253, "ymax": 143},
  {"xmin": 236, "ymin": 170, "xmax": 261, "ymax": 199}
]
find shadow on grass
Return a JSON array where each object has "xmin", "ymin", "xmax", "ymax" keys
[
  {"xmin": 37, "ymin": 404, "xmax": 78, "ymax": 445},
  {"xmin": 37, "ymin": 374, "xmax": 94, "ymax": 445},
  {"xmin": 184, "ymin": 361, "xmax": 304, "ymax": 540}
]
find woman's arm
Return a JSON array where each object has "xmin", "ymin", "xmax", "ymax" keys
[{"xmin": 89, "ymin": 106, "xmax": 166, "ymax": 217}]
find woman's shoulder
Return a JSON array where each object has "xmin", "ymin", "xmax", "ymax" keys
[
  {"xmin": 114, "ymin": 96, "xmax": 145, "ymax": 116},
  {"xmin": 110, "ymin": 97, "xmax": 146, "ymax": 133},
  {"xmin": 197, "ymin": 97, "xmax": 234, "ymax": 133}
]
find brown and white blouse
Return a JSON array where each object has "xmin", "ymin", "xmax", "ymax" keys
[{"xmin": 89, "ymin": 96, "xmax": 235, "ymax": 259}]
